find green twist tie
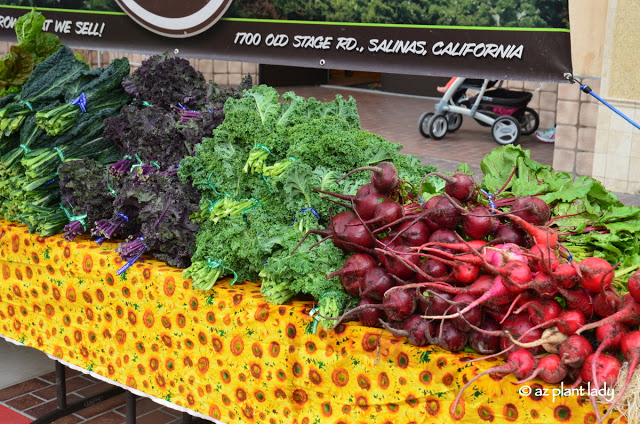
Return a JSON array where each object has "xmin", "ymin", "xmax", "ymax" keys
[
  {"xmin": 150, "ymin": 161, "xmax": 161, "ymax": 169},
  {"xmin": 19, "ymin": 100, "xmax": 33, "ymax": 111},
  {"xmin": 259, "ymin": 174, "xmax": 273, "ymax": 194},
  {"xmin": 141, "ymin": 101, "xmax": 154, "ymax": 107},
  {"xmin": 205, "ymin": 258, "xmax": 238, "ymax": 285},
  {"xmin": 130, "ymin": 153, "xmax": 144, "ymax": 171},
  {"xmin": 254, "ymin": 143, "xmax": 271, "ymax": 153},
  {"xmin": 289, "ymin": 156, "xmax": 298, "ymax": 161},
  {"xmin": 53, "ymin": 147, "xmax": 65, "ymax": 162},
  {"xmin": 19, "ymin": 144, "xmax": 31, "ymax": 154},
  {"xmin": 105, "ymin": 174, "xmax": 117, "ymax": 197},
  {"xmin": 60, "ymin": 203, "xmax": 87, "ymax": 228},
  {"xmin": 195, "ymin": 172, "xmax": 222, "ymax": 195}
]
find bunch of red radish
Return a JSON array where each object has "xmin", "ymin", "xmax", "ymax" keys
[{"xmin": 305, "ymin": 160, "xmax": 640, "ymax": 422}]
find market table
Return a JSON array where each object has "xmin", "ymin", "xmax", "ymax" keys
[{"xmin": 0, "ymin": 220, "xmax": 624, "ymax": 424}]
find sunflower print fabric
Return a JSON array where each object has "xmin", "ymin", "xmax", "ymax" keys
[{"xmin": 0, "ymin": 221, "xmax": 625, "ymax": 424}]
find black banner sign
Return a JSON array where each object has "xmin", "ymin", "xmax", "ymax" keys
[{"xmin": 0, "ymin": 5, "xmax": 572, "ymax": 82}]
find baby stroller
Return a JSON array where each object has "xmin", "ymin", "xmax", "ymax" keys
[{"xmin": 418, "ymin": 78, "xmax": 540, "ymax": 145}]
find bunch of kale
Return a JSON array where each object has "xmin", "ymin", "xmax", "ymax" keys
[
  {"xmin": 59, "ymin": 53, "xmax": 252, "ymax": 269},
  {"xmin": 103, "ymin": 53, "xmax": 252, "ymax": 167}
]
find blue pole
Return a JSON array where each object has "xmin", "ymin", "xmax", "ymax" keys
[
  {"xmin": 580, "ymin": 84, "xmax": 640, "ymax": 131},
  {"xmin": 564, "ymin": 73, "xmax": 640, "ymax": 131}
]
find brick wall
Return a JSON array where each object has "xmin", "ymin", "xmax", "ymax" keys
[
  {"xmin": 0, "ymin": 43, "xmax": 260, "ymax": 87},
  {"xmin": 552, "ymin": 78, "xmax": 600, "ymax": 176},
  {"xmin": 503, "ymin": 80, "xmax": 558, "ymax": 131}
]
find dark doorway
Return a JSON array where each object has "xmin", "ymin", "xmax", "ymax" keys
[{"xmin": 259, "ymin": 64, "xmax": 329, "ymax": 86}]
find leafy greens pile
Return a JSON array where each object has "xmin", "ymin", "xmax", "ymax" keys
[
  {"xmin": 0, "ymin": 46, "xmax": 130, "ymax": 235},
  {"xmin": 59, "ymin": 54, "xmax": 252, "ymax": 269},
  {"xmin": 178, "ymin": 85, "xmax": 435, "ymax": 327},
  {"xmin": 480, "ymin": 145, "xmax": 640, "ymax": 290}
]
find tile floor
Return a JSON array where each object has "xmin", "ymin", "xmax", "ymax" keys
[{"xmin": 0, "ymin": 84, "xmax": 638, "ymax": 424}]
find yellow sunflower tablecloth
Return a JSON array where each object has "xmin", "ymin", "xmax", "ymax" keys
[{"xmin": 0, "ymin": 220, "xmax": 624, "ymax": 424}]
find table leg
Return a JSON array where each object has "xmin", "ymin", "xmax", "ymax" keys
[{"xmin": 126, "ymin": 391, "xmax": 136, "ymax": 424}]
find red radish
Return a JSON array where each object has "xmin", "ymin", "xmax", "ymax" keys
[
  {"xmin": 558, "ymin": 334, "xmax": 594, "ymax": 368},
  {"xmin": 423, "ymin": 172, "xmax": 476, "ymax": 202},
  {"xmin": 314, "ymin": 183, "xmax": 387, "ymax": 221},
  {"xmin": 510, "ymin": 196, "xmax": 551, "ymax": 226},
  {"xmin": 590, "ymin": 321, "xmax": 628, "ymax": 390},
  {"xmin": 526, "ymin": 243, "xmax": 560, "ymax": 273},
  {"xmin": 628, "ymin": 269, "xmax": 640, "ymax": 302},
  {"xmin": 487, "ymin": 224, "xmax": 528, "ymax": 247},
  {"xmin": 337, "ymin": 161, "xmax": 400, "ymax": 194},
  {"xmin": 326, "ymin": 253, "xmax": 378, "ymax": 296},
  {"xmin": 468, "ymin": 316, "xmax": 501, "ymax": 354},
  {"xmin": 450, "ymin": 261, "xmax": 480, "ymax": 285},
  {"xmin": 528, "ymin": 271, "xmax": 559, "ymax": 298},
  {"xmin": 335, "ymin": 288, "xmax": 416, "ymax": 327},
  {"xmin": 359, "ymin": 267, "xmax": 395, "ymax": 300},
  {"xmin": 453, "ymin": 349, "xmax": 536, "ymax": 411},
  {"xmin": 500, "ymin": 314, "xmax": 545, "ymax": 356},
  {"xmin": 485, "ymin": 243, "xmax": 528, "ymax": 267},
  {"xmin": 419, "ymin": 239, "xmax": 488, "ymax": 255},
  {"xmin": 517, "ymin": 354, "xmax": 568, "ymax": 384},
  {"xmin": 514, "ymin": 298, "xmax": 563, "ymax": 326},
  {"xmin": 421, "ymin": 276, "xmax": 516, "ymax": 321},
  {"xmin": 379, "ymin": 315, "xmax": 429, "ymax": 346},
  {"xmin": 557, "ymin": 286, "xmax": 594, "ymax": 319},
  {"xmin": 593, "ymin": 289, "xmax": 621, "ymax": 317},
  {"xmin": 581, "ymin": 353, "xmax": 621, "ymax": 389},
  {"xmin": 576, "ymin": 294, "xmax": 640, "ymax": 334},
  {"xmin": 505, "ymin": 213, "xmax": 559, "ymax": 251},
  {"xmin": 547, "ymin": 262, "xmax": 580, "ymax": 289},
  {"xmin": 577, "ymin": 257, "xmax": 614, "ymax": 292}
]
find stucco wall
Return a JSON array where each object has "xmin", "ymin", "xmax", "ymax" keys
[
  {"xmin": 592, "ymin": 0, "xmax": 640, "ymax": 194},
  {"xmin": 569, "ymin": 0, "xmax": 607, "ymax": 77}
]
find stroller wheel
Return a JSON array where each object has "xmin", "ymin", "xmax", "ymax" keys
[
  {"xmin": 445, "ymin": 112, "xmax": 463, "ymax": 132},
  {"xmin": 418, "ymin": 112, "xmax": 435, "ymax": 138},
  {"xmin": 491, "ymin": 115, "xmax": 521, "ymax": 145},
  {"xmin": 429, "ymin": 114, "xmax": 449, "ymax": 140},
  {"xmin": 518, "ymin": 107, "xmax": 540, "ymax": 136}
]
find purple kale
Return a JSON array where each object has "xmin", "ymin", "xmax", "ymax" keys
[
  {"xmin": 121, "ymin": 54, "xmax": 208, "ymax": 110},
  {"xmin": 58, "ymin": 158, "xmax": 117, "ymax": 241}
]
